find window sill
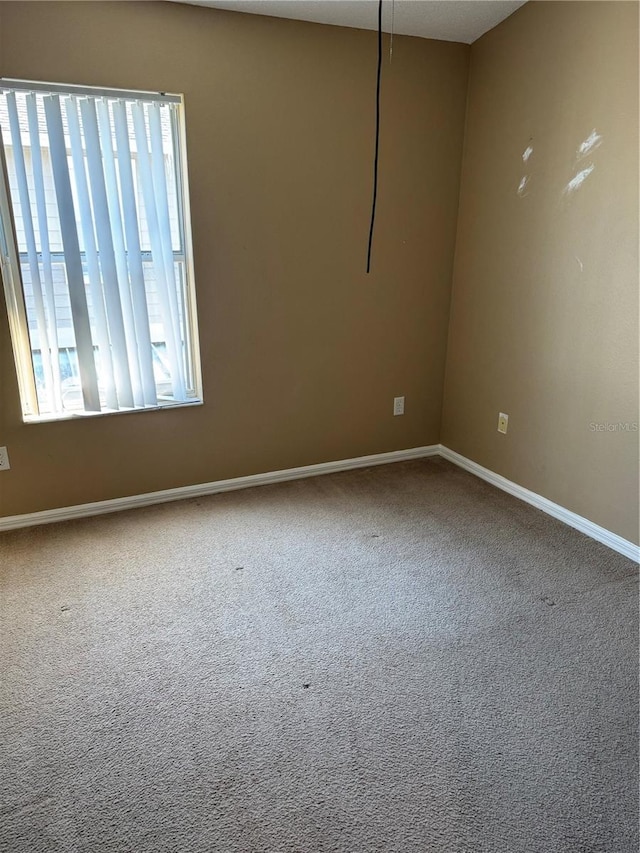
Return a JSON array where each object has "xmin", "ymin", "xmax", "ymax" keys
[{"xmin": 23, "ymin": 398, "xmax": 203, "ymax": 424}]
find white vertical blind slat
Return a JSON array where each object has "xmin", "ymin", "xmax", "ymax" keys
[
  {"xmin": 65, "ymin": 96, "xmax": 118, "ymax": 411},
  {"xmin": 131, "ymin": 102, "xmax": 186, "ymax": 401},
  {"xmin": 6, "ymin": 92, "xmax": 57, "ymax": 414},
  {"xmin": 80, "ymin": 97, "xmax": 134, "ymax": 409},
  {"xmin": 149, "ymin": 103, "xmax": 185, "ymax": 389},
  {"xmin": 43, "ymin": 94, "xmax": 100, "ymax": 412},
  {"xmin": 25, "ymin": 93, "xmax": 63, "ymax": 412},
  {"xmin": 112, "ymin": 100, "xmax": 156, "ymax": 406},
  {"xmin": 96, "ymin": 98, "xmax": 144, "ymax": 408}
]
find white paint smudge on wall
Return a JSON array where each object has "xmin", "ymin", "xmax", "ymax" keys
[
  {"xmin": 575, "ymin": 256, "xmax": 584, "ymax": 272},
  {"xmin": 517, "ymin": 142, "xmax": 533, "ymax": 196},
  {"xmin": 564, "ymin": 164, "xmax": 595, "ymax": 194},
  {"xmin": 577, "ymin": 130, "xmax": 602, "ymax": 158}
]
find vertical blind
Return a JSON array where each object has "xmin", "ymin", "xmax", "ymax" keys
[{"xmin": 0, "ymin": 81, "xmax": 198, "ymax": 418}]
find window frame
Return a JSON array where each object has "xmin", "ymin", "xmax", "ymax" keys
[{"xmin": 0, "ymin": 77, "xmax": 203, "ymax": 423}]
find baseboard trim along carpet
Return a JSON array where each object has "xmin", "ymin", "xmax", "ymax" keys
[
  {"xmin": 1, "ymin": 442, "xmax": 638, "ymax": 562},
  {"xmin": 0, "ymin": 445, "xmax": 440, "ymax": 533},
  {"xmin": 439, "ymin": 446, "xmax": 640, "ymax": 563}
]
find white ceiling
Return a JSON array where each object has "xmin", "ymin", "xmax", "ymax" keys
[{"xmin": 172, "ymin": 0, "xmax": 527, "ymax": 44}]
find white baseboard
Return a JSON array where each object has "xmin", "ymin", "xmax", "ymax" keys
[
  {"xmin": 2, "ymin": 442, "xmax": 638, "ymax": 563},
  {"xmin": 0, "ymin": 445, "xmax": 440, "ymax": 533},
  {"xmin": 439, "ymin": 445, "xmax": 640, "ymax": 563}
]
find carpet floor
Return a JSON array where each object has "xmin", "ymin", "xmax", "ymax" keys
[{"xmin": 0, "ymin": 458, "xmax": 638, "ymax": 853}]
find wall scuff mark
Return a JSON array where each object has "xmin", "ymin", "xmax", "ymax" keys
[
  {"xmin": 517, "ymin": 142, "xmax": 533, "ymax": 196},
  {"xmin": 577, "ymin": 129, "xmax": 602, "ymax": 158},
  {"xmin": 564, "ymin": 164, "xmax": 594, "ymax": 194}
]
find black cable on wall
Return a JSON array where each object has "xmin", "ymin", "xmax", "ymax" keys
[{"xmin": 366, "ymin": 0, "xmax": 383, "ymax": 274}]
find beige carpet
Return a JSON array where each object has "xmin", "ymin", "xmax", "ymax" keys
[{"xmin": 1, "ymin": 458, "xmax": 638, "ymax": 852}]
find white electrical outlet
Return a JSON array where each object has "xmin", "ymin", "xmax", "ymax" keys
[
  {"xmin": 0, "ymin": 446, "xmax": 10, "ymax": 471},
  {"xmin": 393, "ymin": 396, "xmax": 405, "ymax": 416},
  {"xmin": 497, "ymin": 413, "xmax": 509, "ymax": 434}
]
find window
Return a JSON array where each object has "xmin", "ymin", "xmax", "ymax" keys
[{"xmin": 0, "ymin": 79, "xmax": 202, "ymax": 420}]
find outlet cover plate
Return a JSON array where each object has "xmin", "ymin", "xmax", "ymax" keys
[{"xmin": 393, "ymin": 396, "xmax": 405, "ymax": 416}]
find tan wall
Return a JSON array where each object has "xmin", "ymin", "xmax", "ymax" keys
[
  {"xmin": 442, "ymin": 1, "xmax": 639, "ymax": 543},
  {"xmin": 0, "ymin": 1, "xmax": 469, "ymax": 517}
]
